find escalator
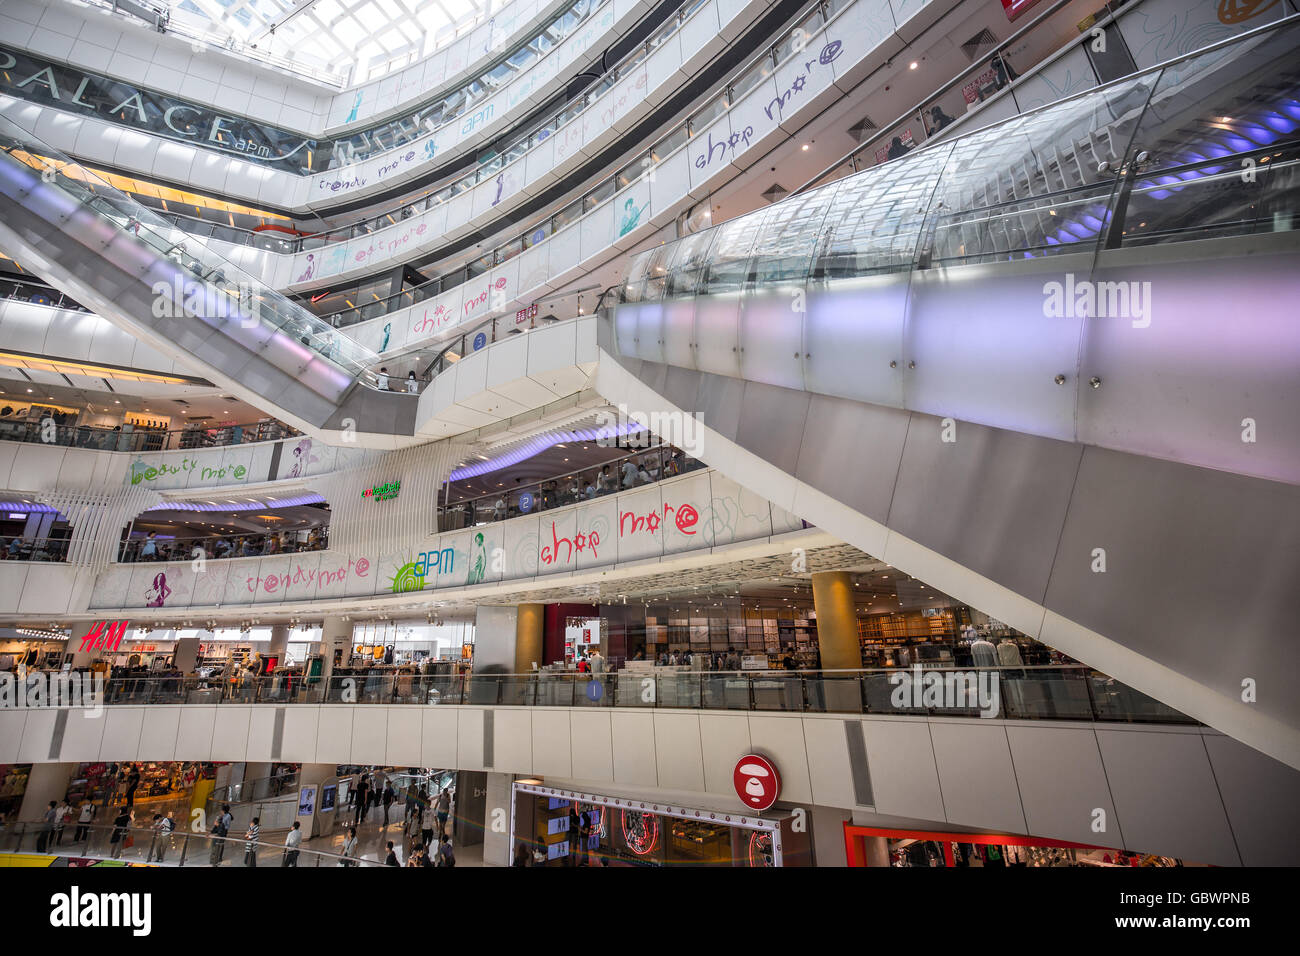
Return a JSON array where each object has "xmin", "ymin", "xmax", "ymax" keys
[
  {"xmin": 599, "ymin": 19, "xmax": 1300, "ymax": 768},
  {"xmin": 0, "ymin": 115, "xmax": 420, "ymax": 447}
]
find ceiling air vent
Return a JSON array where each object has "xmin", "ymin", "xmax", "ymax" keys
[
  {"xmin": 960, "ymin": 28, "xmax": 999, "ymax": 62},
  {"xmin": 761, "ymin": 183, "xmax": 789, "ymax": 204},
  {"xmin": 847, "ymin": 115, "xmax": 878, "ymax": 141}
]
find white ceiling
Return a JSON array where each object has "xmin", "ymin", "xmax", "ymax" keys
[{"xmin": 168, "ymin": 0, "xmax": 499, "ymax": 83}]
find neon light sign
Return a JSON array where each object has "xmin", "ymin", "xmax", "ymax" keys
[{"xmin": 361, "ymin": 481, "xmax": 400, "ymax": 501}]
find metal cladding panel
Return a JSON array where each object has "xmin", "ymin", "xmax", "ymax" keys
[
  {"xmin": 887, "ymin": 414, "xmax": 1084, "ymax": 604},
  {"xmin": 1043, "ymin": 446, "xmax": 1300, "ymax": 732},
  {"xmin": 693, "ymin": 371, "xmax": 745, "ymax": 443},
  {"xmin": 1076, "ymin": 243, "xmax": 1300, "ymax": 485},
  {"xmin": 738, "ymin": 289, "xmax": 807, "ymax": 392},
  {"xmin": 793, "ymin": 394, "xmax": 910, "ymax": 526},
  {"xmin": 1201, "ymin": 734, "xmax": 1300, "ymax": 867},
  {"xmin": 804, "ymin": 275, "xmax": 908, "ymax": 408},
  {"xmin": 734, "ymin": 380, "xmax": 812, "ymax": 476},
  {"xmin": 1094, "ymin": 729, "xmax": 1241, "ymax": 867},
  {"xmin": 904, "ymin": 258, "xmax": 1086, "ymax": 442}
]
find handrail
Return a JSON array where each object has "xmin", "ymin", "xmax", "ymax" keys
[
  {"xmin": 793, "ymin": 0, "xmax": 1092, "ymax": 195},
  {"xmin": 0, "ymin": 416, "xmax": 301, "ymax": 454},
  {"xmin": 22, "ymin": 666, "xmax": 1199, "ymax": 725},
  {"xmin": 0, "ymin": 819, "xmax": 384, "ymax": 866}
]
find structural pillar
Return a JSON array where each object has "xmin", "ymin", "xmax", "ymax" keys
[
  {"xmin": 811, "ymin": 571, "xmax": 861, "ymax": 670},
  {"xmin": 268, "ymin": 624, "xmax": 289, "ymax": 666},
  {"xmin": 319, "ymin": 617, "xmax": 353, "ymax": 682},
  {"xmin": 514, "ymin": 604, "xmax": 544, "ymax": 673},
  {"xmin": 18, "ymin": 763, "xmax": 76, "ymax": 822},
  {"xmin": 173, "ymin": 636, "xmax": 200, "ymax": 673}
]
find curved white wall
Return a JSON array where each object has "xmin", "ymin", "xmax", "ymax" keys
[{"xmin": 4, "ymin": 699, "xmax": 1296, "ymax": 866}]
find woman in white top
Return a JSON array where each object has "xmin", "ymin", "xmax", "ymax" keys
[
  {"xmin": 376, "ymin": 367, "xmax": 390, "ymax": 390},
  {"xmin": 407, "ymin": 371, "xmax": 420, "ymax": 394},
  {"xmin": 340, "ymin": 826, "xmax": 359, "ymax": 866}
]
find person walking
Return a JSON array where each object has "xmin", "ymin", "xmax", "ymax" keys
[
  {"xmin": 435, "ymin": 787, "xmax": 451, "ymax": 836},
  {"xmin": 340, "ymin": 826, "xmax": 359, "ymax": 867},
  {"xmin": 513, "ymin": 842, "xmax": 532, "ymax": 867},
  {"xmin": 123, "ymin": 765, "xmax": 140, "ymax": 807},
  {"xmin": 354, "ymin": 775, "xmax": 370, "ymax": 825},
  {"xmin": 283, "ymin": 821, "xmax": 302, "ymax": 867},
  {"xmin": 244, "ymin": 817, "xmax": 261, "ymax": 867},
  {"xmin": 210, "ymin": 803, "xmax": 233, "ymax": 865},
  {"xmin": 437, "ymin": 833, "xmax": 456, "ymax": 867},
  {"xmin": 382, "ymin": 781, "xmax": 396, "ymax": 826},
  {"xmin": 109, "ymin": 807, "xmax": 133, "ymax": 859},
  {"xmin": 578, "ymin": 808, "xmax": 593, "ymax": 866},
  {"xmin": 147, "ymin": 812, "xmax": 174, "ymax": 862},
  {"xmin": 74, "ymin": 800, "xmax": 95, "ymax": 842},
  {"xmin": 385, "ymin": 840, "xmax": 399, "ymax": 866},
  {"xmin": 36, "ymin": 800, "xmax": 57, "ymax": 854},
  {"xmin": 52, "ymin": 799, "xmax": 70, "ymax": 847},
  {"xmin": 567, "ymin": 806, "xmax": 581, "ymax": 866}
]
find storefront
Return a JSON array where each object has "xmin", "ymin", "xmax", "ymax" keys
[
  {"xmin": 841, "ymin": 823, "xmax": 1186, "ymax": 868},
  {"xmin": 511, "ymin": 782, "xmax": 809, "ymax": 867}
]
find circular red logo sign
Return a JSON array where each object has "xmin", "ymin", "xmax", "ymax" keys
[{"xmin": 733, "ymin": 754, "xmax": 780, "ymax": 811}]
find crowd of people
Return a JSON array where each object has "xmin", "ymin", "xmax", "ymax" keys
[
  {"xmin": 120, "ymin": 527, "xmax": 327, "ymax": 563},
  {"xmin": 455, "ymin": 447, "xmax": 701, "ymax": 526}
]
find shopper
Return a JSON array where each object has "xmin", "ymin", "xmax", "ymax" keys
[
  {"xmin": 210, "ymin": 803, "xmax": 233, "ymax": 865},
  {"xmin": 341, "ymin": 826, "xmax": 359, "ymax": 867},
  {"xmin": 513, "ymin": 842, "xmax": 531, "ymax": 867},
  {"xmin": 385, "ymin": 840, "xmax": 399, "ymax": 866},
  {"xmin": 52, "ymin": 798, "xmax": 69, "ymax": 846},
  {"xmin": 244, "ymin": 817, "xmax": 261, "ymax": 867},
  {"xmin": 36, "ymin": 800, "xmax": 57, "ymax": 854},
  {"xmin": 578, "ymin": 809, "xmax": 593, "ymax": 867},
  {"xmin": 282, "ymin": 820, "xmax": 303, "ymax": 867},
  {"xmin": 436, "ymin": 787, "xmax": 451, "ymax": 835},
  {"xmin": 407, "ymin": 371, "xmax": 420, "ymax": 394},
  {"xmin": 123, "ymin": 765, "xmax": 140, "ymax": 806},
  {"xmin": 589, "ymin": 649, "xmax": 606, "ymax": 676},
  {"xmin": 437, "ymin": 833, "xmax": 456, "ymax": 867},
  {"xmin": 382, "ymin": 781, "xmax": 397, "ymax": 825},
  {"xmin": 148, "ymin": 812, "xmax": 174, "ymax": 862},
  {"xmin": 567, "ymin": 806, "xmax": 581, "ymax": 866},
  {"xmin": 74, "ymin": 800, "xmax": 95, "ymax": 842},
  {"xmin": 109, "ymin": 808, "xmax": 133, "ymax": 859},
  {"xmin": 376, "ymin": 367, "xmax": 390, "ymax": 390}
]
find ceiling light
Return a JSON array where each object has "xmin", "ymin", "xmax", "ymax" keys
[
  {"xmin": 801, "ymin": 144, "xmax": 809, "ymax": 151},
  {"xmin": 909, "ymin": 61, "xmax": 918, "ymax": 70}
]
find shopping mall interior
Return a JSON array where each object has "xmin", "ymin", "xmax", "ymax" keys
[{"xmin": 0, "ymin": 0, "xmax": 1296, "ymax": 903}]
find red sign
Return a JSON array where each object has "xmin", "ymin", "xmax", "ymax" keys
[
  {"xmin": 515, "ymin": 304, "xmax": 538, "ymax": 324},
  {"xmin": 78, "ymin": 620, "xmax": 129, "ymax": 653},
  {"xmin": 1000, "ymin": 0, "xmax": 1041, "ymax": 20},
  {"xmin": 733, "ymin": 754, "xmax": 780, "ymax": 811}
]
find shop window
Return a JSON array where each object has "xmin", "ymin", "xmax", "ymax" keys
[{"xmin": 585, "ymin": 178, "xmax": 615, "ymax": 212}]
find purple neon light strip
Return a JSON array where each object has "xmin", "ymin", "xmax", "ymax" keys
[
  {"xmin": 449, "ymin": 421, "xmax": 648, "ymax": 480},
  {"xmin": 143, "ymin": 493, "xmax": 326, "ymax": 513}
]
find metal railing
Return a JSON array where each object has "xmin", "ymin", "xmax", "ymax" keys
[
  {"xmin": 0, "ymin": 820, "xmax": 382, "ymax": 867},
  {"xmin": 0, "ymin": 535, "xmax": 71, "ymax": 563},
  {"xmin": 0, "ymin": 417, "xmax": 300, "ymax": 453},
  {"xmin": 118, "ymin": 529, "xmax": 328, "ymax": 564},
  {"xmin": 41, "ymin": 666, "xmax": 1198, "ymax": 725},
  {"xmin": 442, "ymin": 441, "xmax": 704, "ymax": 528}
]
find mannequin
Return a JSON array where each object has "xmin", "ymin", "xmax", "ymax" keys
[{"xmin": 970, "ymin": 631, "xmax": 998, "ymax": 668}]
